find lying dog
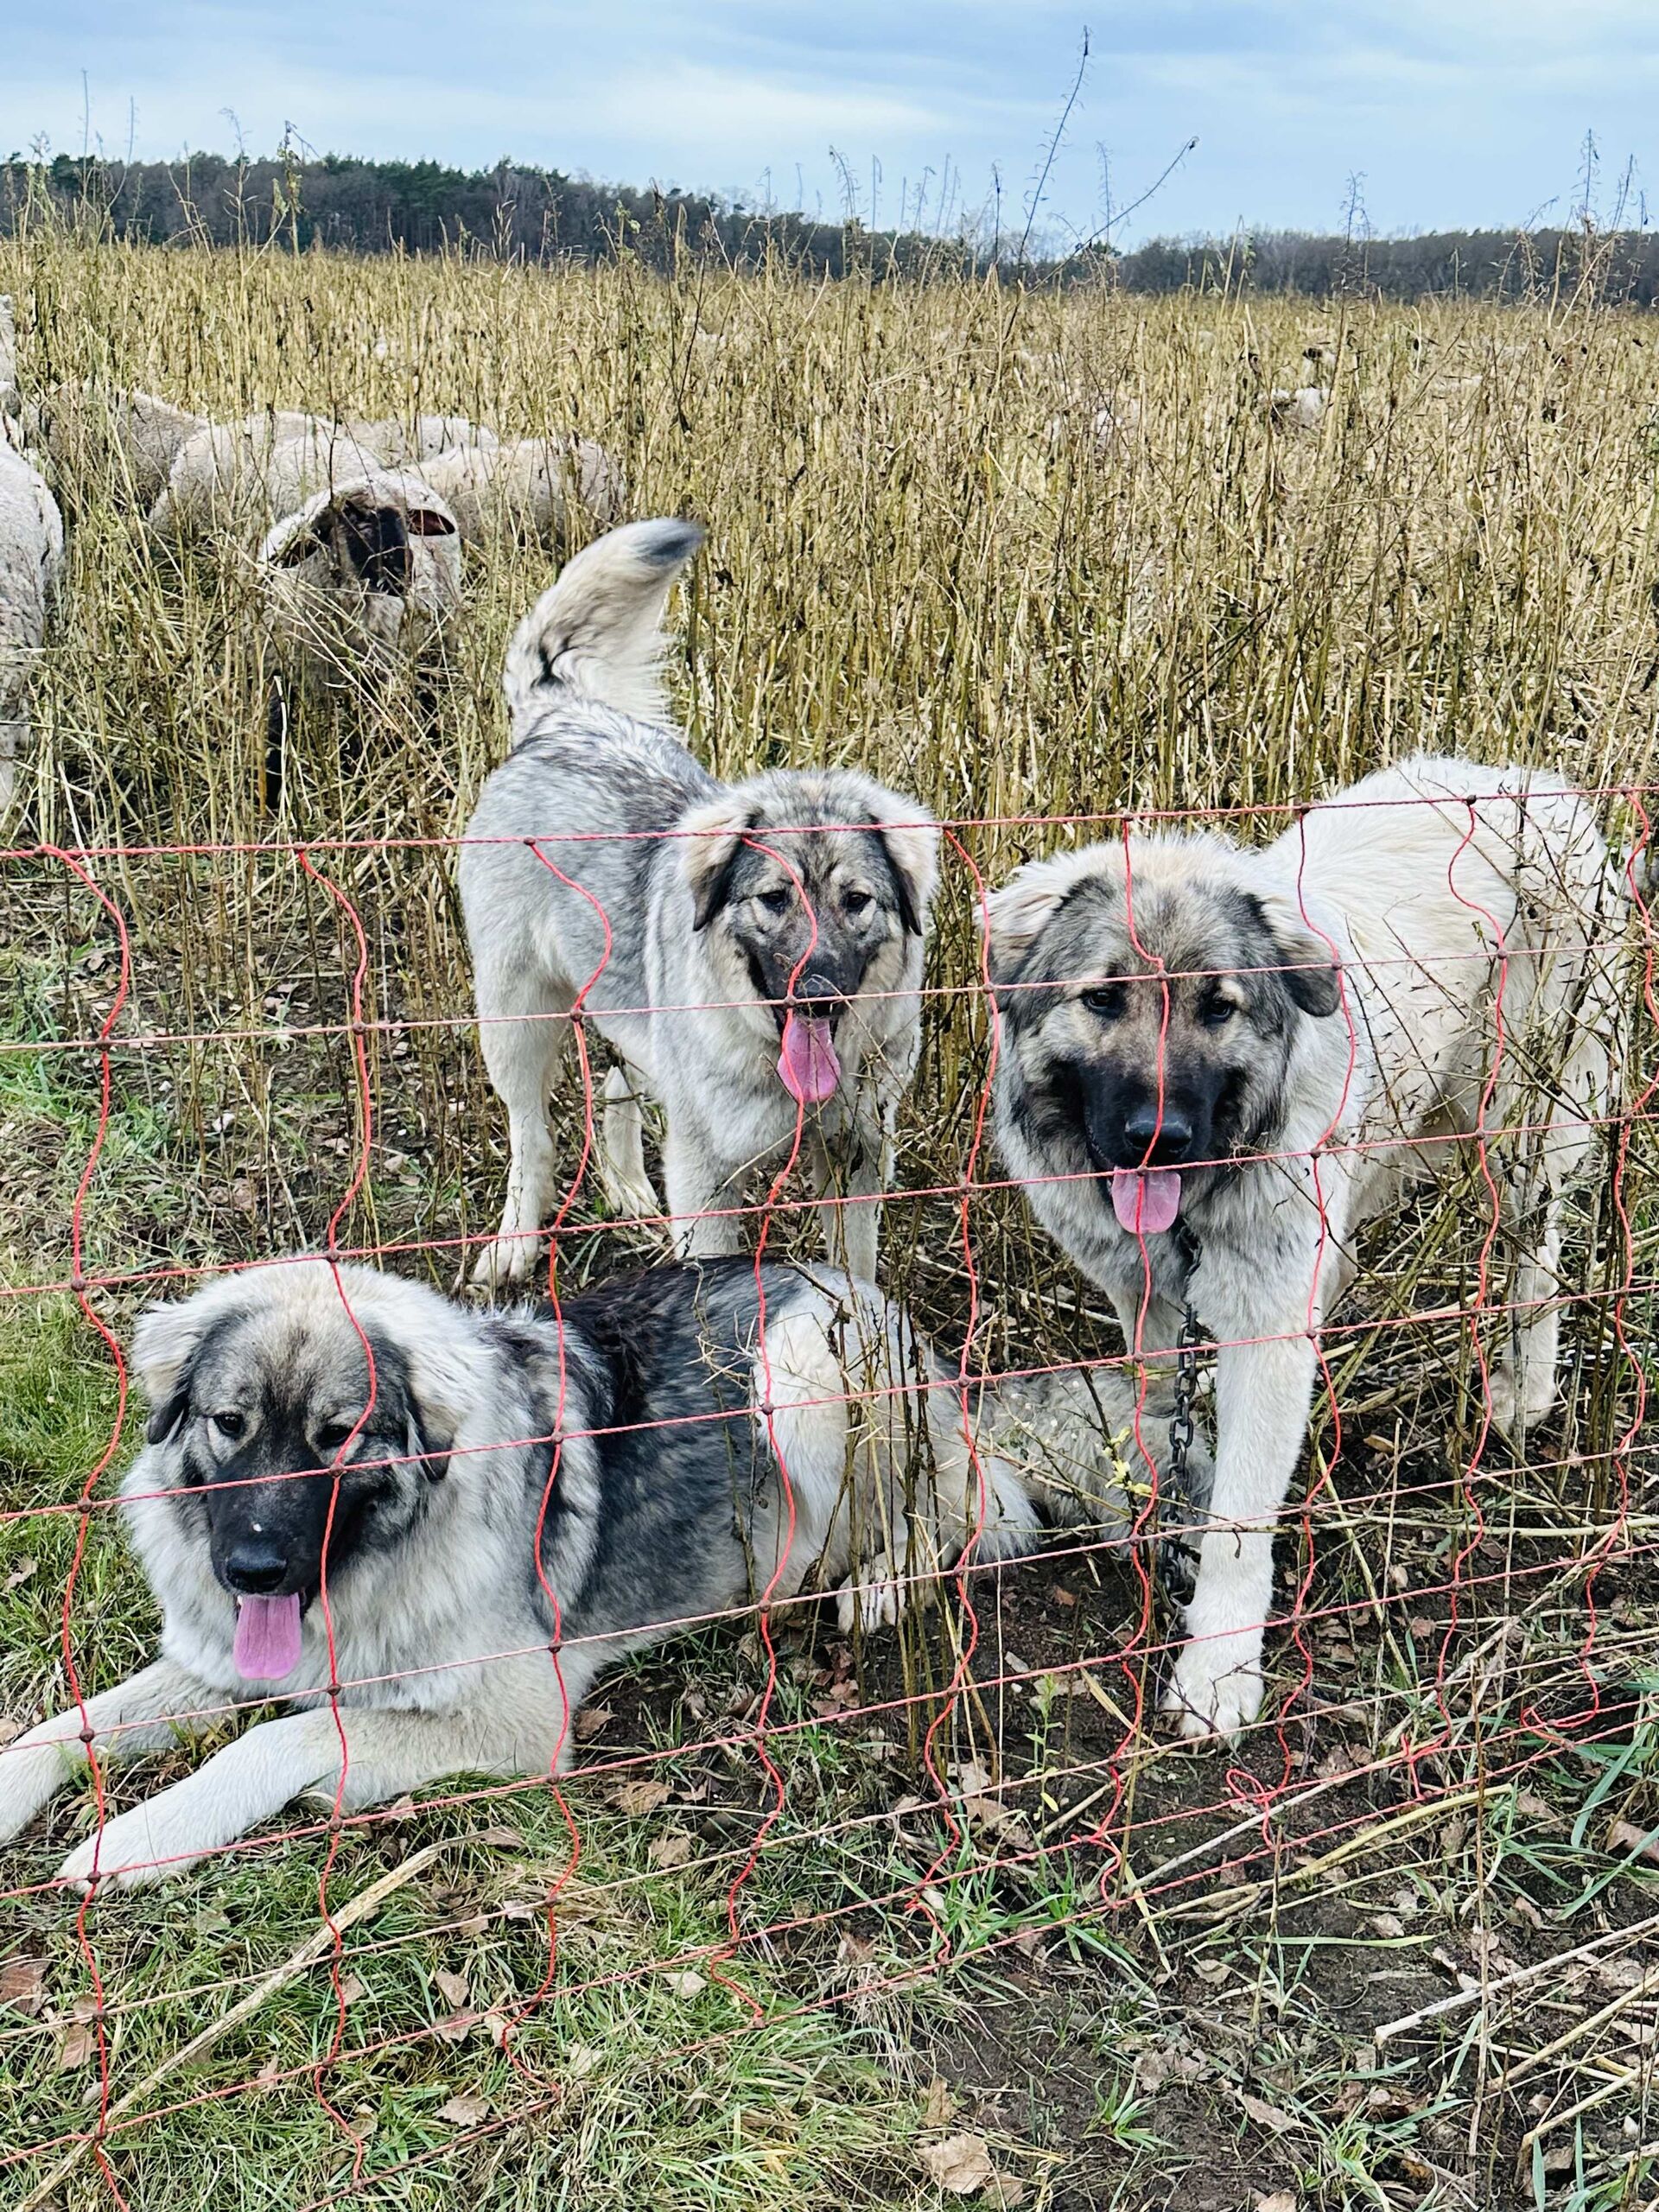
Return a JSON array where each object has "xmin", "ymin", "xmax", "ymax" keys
[
  {"xmin": 0, "ymin": 1256, "xmax": 1198, "ymax": 1889},
  {"xmin": 987, "ymin": 754, "xmax": 1624, "ymax": 1739},
  {"xmin": 459, "ymin": 519, "xmax": 938, "ymax": 1286}
]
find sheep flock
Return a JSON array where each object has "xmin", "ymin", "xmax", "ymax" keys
[{"xmin": 0, "ymin": 302, "xmax": 625, "ymax": 819}]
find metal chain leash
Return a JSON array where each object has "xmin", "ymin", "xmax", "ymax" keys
[{"xmin": 1158, "ymin": 1223, "xmax": 1207, "ymax": 1607}]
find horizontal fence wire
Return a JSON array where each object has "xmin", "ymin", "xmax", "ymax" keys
[{"xmin": 1, "ymin": 788, "xmax": 1653, "ymax": 2205}]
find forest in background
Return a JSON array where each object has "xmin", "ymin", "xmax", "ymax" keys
[{"xmin": 2, "ymin": 148, "xmax": 1653, "ymax": 301}]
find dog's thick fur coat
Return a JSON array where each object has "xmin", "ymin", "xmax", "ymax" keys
[
  {"xmin": 459, "ymin": 519, "xmax": 938, "ymax": 1285},
  {"xmin": 988, "ymin": 755, "xmax": 1624, "ymax": 1738},
  {"xmin": 0, "ymin": 1257, "xmax": 1198, "ymax": 1890}
]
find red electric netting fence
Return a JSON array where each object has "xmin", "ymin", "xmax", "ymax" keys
[{"xmin": 0, "ymin": 781, "xmax": 1655, "ymax": 2205}]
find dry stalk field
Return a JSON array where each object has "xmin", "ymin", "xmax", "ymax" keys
[{"xmin": 1, "ymin": 231, "xmax": 1656, "ymax": 2210}]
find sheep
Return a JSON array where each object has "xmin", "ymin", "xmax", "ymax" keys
[
  {"xmin": 151, "ymin": 412, "xmax": 505, "ymax": 540},
  {"xmin": 24, "ymin": 382, "xmax": 209, "ymax": 511},
  {"xmin": 417, "ymin": 433, "xmax": 624, "ymax": 548},
  {"xmin": 0, "ymin": 442, "xmax": 65, "ymax": 818},
  {"xmin": 255, "ymin": 469, "xmax": 462, "ymax": 689},
  {"xmin": 1267, "ymin": 384, "xmax": 1326, "ymax": 433},
  {"xmin": 149, "ymin": 418, "xmax": 390, "ymax": 541}
]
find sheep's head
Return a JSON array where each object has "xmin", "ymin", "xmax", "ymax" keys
[{"xmin": 257, "ymin": 474, "xmax": 462, "ymax": 683}]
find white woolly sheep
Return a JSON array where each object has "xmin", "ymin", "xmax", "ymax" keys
[
  {"xmin": 1267, "ymin": 385, "xmax": 1326, "ymax": 433},
  {"xmin": 149, "ymin": 419, "xmax": 394, "ymax": 541},
  {"xmin": 254, "ymin": 469, "xmax": 463, "ymax": 696},
  {"xmin": 25, "ymin": 382, "xmax": 209, "ymax": 510},
  {"xmin": 0, "ymin": 442, "xmax": 65, "ymax": 817},
  {"xmin": 151, "ymin": 414, "xmax": 503, "ymax": 540},
  {"xmin": 418, "ymin": 434, "xmax": 624, "ymax": 547}
]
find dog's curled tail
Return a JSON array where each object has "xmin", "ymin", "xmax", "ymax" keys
[{"xmin": 502, "ymin": 516, "xmax": 704, "ymax": 732}]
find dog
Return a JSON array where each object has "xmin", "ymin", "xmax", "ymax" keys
[
  {"xmin": 0, "ymin": 1255, "xmax": 1199, "ymax": 1890},
  {"xmin": 458, "ymin": 518, "xmax": 938, "ymax": 1288},
  {"xmin": 986, "ymin": 754, "xmax": 1624, "ymax": 1740}
]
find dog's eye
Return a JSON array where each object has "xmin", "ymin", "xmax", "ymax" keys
[
  {"xmin": 1201, "ymin": 995, "xmax": 1237, "ymax": 1028},
  {"xmin": 842, "ymin": 889, "xmax": 874, "ymax": 918},
  {"xmin": 757, "ymin": 886, "xmax": 791, "ymax": 916},
  {"xmin": 210, "ymin": 1410, "xmax": 245, "ymax": 1440},
  {"xmin": 315, "ymin": 1421, "xmax": 356, "ymax": 1456},
  {"xmin": 1080, "ymin": 983, "xmax": 1127, "ymax": 1020}
]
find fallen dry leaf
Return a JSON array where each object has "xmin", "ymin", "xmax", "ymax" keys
[
  {"xmin": 433, "ymin": 1968, "xmax": 471, "ymax": 2010},
  {"xmin": 664, "ymin": 1969, "xmax": 707, "ymax": 1999},
  {"xmin": 648, "ymin": 1831, "xmax": 696, "ymax": 1871},
  {"xmin": 0, "ymin": 1956, "xmax": 46, "ymax": 2018},
  {"xmin": 475, "ymin": 1824, "xmax": 523, "ymax": 1850},
  {"xmin": 57, "ymin": 2022, "xmax": 97, "ymax": 2070},
  {"xmin": 566, "ymin": 2042, "xmax": 603, "ymax": 2081},
  {"xmin": 918, "ymin": 2133, "xmax": 999, "ymax": 2194},
  {"xmin": 436, "ymin": 2094, "xmax": 490, "ymax": 2126},
  {"xmin": 1370, "ymin": 1913, "xmax": 1406, "ymax": 1939},
  {"xmin": 922, "ymin": 2075, "xmax": 954, "ymax": 2129},
  {"xmin": 4, "ymin": 1556, "xmax": 37, "ymax": 1592},
  {"xmin": 432, "ymin": 2012, "xmax": 473, "ymax": 2045},
  {"xmin": 336, "ymin": 1974, "xmax": 369, "ymax": 2005},
  {"xmin": 574, "ymin": 1704, "xmax": 613, "ymax": 1742},
  {"xmin": 1608, "ymin": 1819, "xmax": 1659, "ymax": 1863},
  {"xmin": 612, "ymin": 1778, "xmax": 671, "ymax": 1817},
  {"xmin": 1255, "ymin": 2195, "xmax": 1299, "ymax": 2212},
  {"xmin": 1238, "ymin": 2090, "xmax": 1300, "ymax": 2136}
]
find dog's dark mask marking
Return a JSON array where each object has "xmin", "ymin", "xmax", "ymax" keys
[
  {"xmin": 156, "ymin": 1315, "xmax": 448, "ymax": 1605},
  {"xmin": 692, "ymin": 816, "xmax": 921, "ymax": 1031},
  {"xmin": 998, "ymin": 868, "xmax": 1341, "ymax": 1208}
]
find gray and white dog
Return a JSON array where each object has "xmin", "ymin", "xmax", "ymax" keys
[
  {"xmin": 459, "ymin": 519, "xmax": 938, "ymax": 1287},
  {"xmin": 0, "ymin": 1256, "xmax": 1193, "ymax": 1890},
  {"xmin": 987, "ymin": 756, "xmax": 1623, "ymax": 1741}
]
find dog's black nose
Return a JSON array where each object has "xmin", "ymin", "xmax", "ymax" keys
[
  {"xmin": 225, "ymin": 1541, "xmax": 289, "ymax": 1595},
  {"xmin": 791, "ymin": 972, "xmax": 844, "ymax": 1016},
  {"xmin": 1122, "ymin": 1106, "xmax": 1194, "ymax": 1165}
]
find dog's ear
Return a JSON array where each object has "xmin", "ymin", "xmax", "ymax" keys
[
  {"xmin": 681, "ymin": 799, "xmax": 753, "ymax": 931},
  {"xmin": 980, "ymin": 851, "xmax": 1103, "ymax": 982},
  {"xmin": 405, "ymin": 1406, "xmax": 450, "ymax": 1484},
  {"xmin": 397, "ymin": 1321, "xmax": 489, "ymax": 1483},
  {"xmin": 1248, "ymin": 890, "xmax": 1344, "ymax": 1018},
  {"xmin": 870, "ymin": 803, "xmax": 938, "ymax": 938},
  {"xmin": 131, "ymin": 1299, "xmax": 208, "ymax": 1445}
]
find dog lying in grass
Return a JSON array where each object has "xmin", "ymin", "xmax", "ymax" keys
[{"xmin": 0, "ymin": 1255, "xmax": 1200, "ymax": 1890}]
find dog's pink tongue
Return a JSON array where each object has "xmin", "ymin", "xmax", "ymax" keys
[
  {"xmin": 233, "ymin": 1593, "xmax": 302, "ymax": 1681},
  {"xmin": 1111, "ymin": 1167, "xmax": 1182, "ymax": 1236},
  {"xmin": 777, "ymin": 1013, "xmax": 841, "ymax": 1106}
]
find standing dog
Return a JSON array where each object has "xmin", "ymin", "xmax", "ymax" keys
[
  {"xmin": 0, "ymin": 1256, "xmax": 1193, "ymax": 1890},
  {"xmin": 987, "ymin": 756, "xmax": 1623, "ymax": 1738},
  {"xmin": 459, "ymin": 520, "xmax": 938, "ymax": 1286}
]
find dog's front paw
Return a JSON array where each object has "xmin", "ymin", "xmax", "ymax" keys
[
  {"xmin": 1162, "ymin": 1636, "xmax": 1264, "ymax": 1744},
  {"xmin": 471, "ymin": 1233, "xmax": 541, "ymax": 1292},
  {"xmin": 59, "ymin": 1806, "xmax": 200, "ymax": 1893},
  {"xmin": 836, "ymin": 1554, "xmax": 903, "ymax": 1636},
  {"xmin": 0, "ymin": 1745, "xmax": 73, "ymax": 1847}
]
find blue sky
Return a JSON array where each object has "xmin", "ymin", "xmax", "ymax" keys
[{"xmin": 5, "ymin": 3, "xmax": 1656, "ymax": 242}]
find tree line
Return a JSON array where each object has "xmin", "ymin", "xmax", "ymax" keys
[{"xmin": 4, "ymin": 150, "xmax": 1656, "ymax": 302}]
